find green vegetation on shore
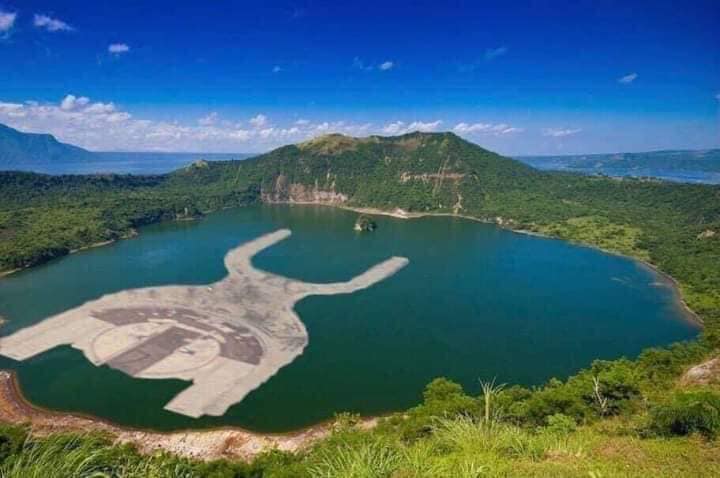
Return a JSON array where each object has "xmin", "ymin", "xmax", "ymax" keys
[
  {"xmin": 1, "ymin": 369, "xmax": 720, "ymax": 477},
  {"xmin": 1, "ymin": 131, "xmax": 719, "ymax": 476}
]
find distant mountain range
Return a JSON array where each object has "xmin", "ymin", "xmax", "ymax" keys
[
  {"xmin": 0, "ymin": 123, "xmax": 251, "ymax": 174},
  {"xmin": 2, "ymin": 122, "xmax": 718, "ymax": 183},
  {"xmin": 516, "ymin": 149, "xmax": 720, "ymax": 184},
  {"xmin": 0, "ymin": 123, "xmax": 93, "ymax": 165}
]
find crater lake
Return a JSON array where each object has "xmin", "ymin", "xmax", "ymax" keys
[{"xmin": 0, "ymin": 205, "xmax": 698, "ymax": 432}]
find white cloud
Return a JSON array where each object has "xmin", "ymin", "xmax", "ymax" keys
[
  {"xmin": 618, "ymin": 72, "xmax": 638, "ymax": 84},
  {"xmin": 108, "ymin": 43, "xmax": 130, "ymax": 55},
  {"xmin": 198, "ymin": 112, "xmax": 219, "ymax": 126},
  {"xmin": 0, "ymin": 10, "xmax": 17, "ymax": 33},
  {"xmin": 60, "ymin": 95, "xmax": 90, "ymax": 111},
  {"xmin": 272, "ymin": 65, "xmax": 282, "ymax": 73},
  {"xmin": 382, "ymin": 120, "xmax": 442, "ymax": 135},
  {"xmin": 84, "ymin": 102, "xmax": 116, "ymax": 114},
  {"xmin": 0, "ymin": 94, "xmax": 377, "ymax": 152},
  {"xmin": 249, "ymin": 114, "xmax": 268, "ymax": 128},
  {"xmin": 485, "ymin": 46, "xmax": 508, "ymax": 61},
  {"xmin": 0, "ymin": 102, "xmax": 25, "ymax": 117},
  {"xmin": 0, "ymin": 94, "xmax": 528, "ymax": 153},
  {"xmin": 33, "ymin": 14, "xmax": 73, "ymax": 32},
  {"xmin": 542, "ymin": 128, "xmax": 582, "ymax": 138},
  {"xmin": 353, "ymin": 57, "xmax": 395, "ymax": 71},
  {"xmin": 453, "ymin": 122, "xmax": 522, "ymax": 135}
]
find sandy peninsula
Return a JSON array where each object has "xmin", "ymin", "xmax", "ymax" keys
[{"xmin": 0, "ymin": 229, "xmax": 408, "ymax": 419}]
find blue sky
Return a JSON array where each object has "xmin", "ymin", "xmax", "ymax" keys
[{"xmin": 0, "ymin": 0, "xmax": 718, "ymax": 154}]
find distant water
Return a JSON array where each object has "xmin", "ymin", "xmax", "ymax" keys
[
  {"xmin": 516, "ymin": 158, "xmax": 720, "ymax": 184},
  {"xmin": 3, "ymin": 152, "xmax": 254, "ymax": 175},
  {"xmin": 0, "ymin": 205, "xmax": 698, "ymax": 432}
]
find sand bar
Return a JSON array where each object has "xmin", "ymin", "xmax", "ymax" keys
[{"xmin": 0, "ymin": 229, "xmax": 408, "ymax": 418}]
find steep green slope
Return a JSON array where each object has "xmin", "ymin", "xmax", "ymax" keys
[
  {"xmin": 244, "ymin": 132, "xmax": 538, "ymax": 212},
  {"xmin": 0, "ymin": 123, "xmax": 93, "ymax": 167}
]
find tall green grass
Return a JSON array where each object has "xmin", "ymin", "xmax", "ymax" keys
[
  {"xmin": 306, "ymin": 416, "xmax": 595, "ymax": 478},
  {"xmin": 0, "ymin": 433, "xmax": 210, "ymax": 478}
]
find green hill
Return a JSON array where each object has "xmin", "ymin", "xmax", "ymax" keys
[
  {"xmin": 243, "ymin": 132, "xmax": 539, "ymax": 213},
  {"xmin": 0, "ymin": 123, "xmax": 92, "ymax": 168}
]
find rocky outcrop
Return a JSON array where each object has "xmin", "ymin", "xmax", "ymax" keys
[
  {"xmin": 261, "ymin": 175, "xmax": 348, "ymax": 204},
  {"xmin": 698, "ymin": 230, "xmax": 716, "ymax": 239},
  {"xmin": 354, "ymin": 215, "xmax": 377, "ymax": 232},
  {"xmin": 681, "ymin": 357, "xmax": 720, "ymax": 386},
  {"xmin": 399, "ymin": 172, "xmax": 465, "ymax": 183}
]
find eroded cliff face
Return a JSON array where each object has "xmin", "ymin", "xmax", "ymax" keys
[{"xmin": 261, "ymin": 174, "xmax": 348, "ymax": 204}]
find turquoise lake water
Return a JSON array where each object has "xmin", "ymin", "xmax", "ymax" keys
[{"xmin": 0, "ymin": 205, "xmax": 698, "ymax": 432}]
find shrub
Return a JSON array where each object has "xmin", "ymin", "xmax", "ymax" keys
[
  {"xmin": 647, "ymin": 390, "xmax": 720, "ymax": 438},
  {"xmin": 544, "ymin": 413, "xmax": 577, "ymax": 435},
  {"xmin": 385, "ymin": 378, "xmax": 479, "ymax": 441},
  {"xmin": 0, "ymin": 425, "xmax": 27, "ymax": 464},
  {"xmin": 508, "ymin": 378, "xmax": 592, "ymax": 426},
  {"xmin": 585, "ymin": 359, "xmax": 643, "ymax": 416}
]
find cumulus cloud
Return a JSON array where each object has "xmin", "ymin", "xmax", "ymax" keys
[
  {"xmin": 453, "ymin": 122, "xmax": 522, "ymax": 135},
  {"xmin": 0, "ymin": 94, "xmax": 527, "ymax": 152},
  {"xmin": 33, "ymin": 14, "xmax": 74, "ymax": 32},
  {"xmin": 382, "ymin": 120, "xmax": 442, "ymax": 135},
  {"xmin": 618, "ymin": 72, "xmax": 638, "ymax": 84},
  {"xmin": 108, "ymin": 43, "xmax": 130, "ymax": 55},
  {"xmin": 485, "ymin": 46, "xmax": 508, "ymax": 61},
  {"xmin": 84, "ymin": 102, "xmax": 117, "ymax": 114},
  {"xmin": 542, "ymin": 128, "xmax": 582, "ymax": 138},
  {"xmin": 0, "ymin": 94, "xmax": 379, "ymax": 152},
  {"xmin": 249, "ymin": 114, "xmax": 268, "ymax": 128},
  {"xmin": 379, "ymin": 61, "xmax": 394, "ymax": 71},
  {"xmin": 198, "ymin": 112, "xmax": 219, "ymax": 126},
  {"xmin": 0, "ymin": 102, "xmax": 25, "ymax": 117},
  {"xmin": 0, "ymin": 10, "xmax": 17, "ymax": 33},
  {"xmin": 60, "ymin": 95, "xmax": 90, "ymax": 111}
]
